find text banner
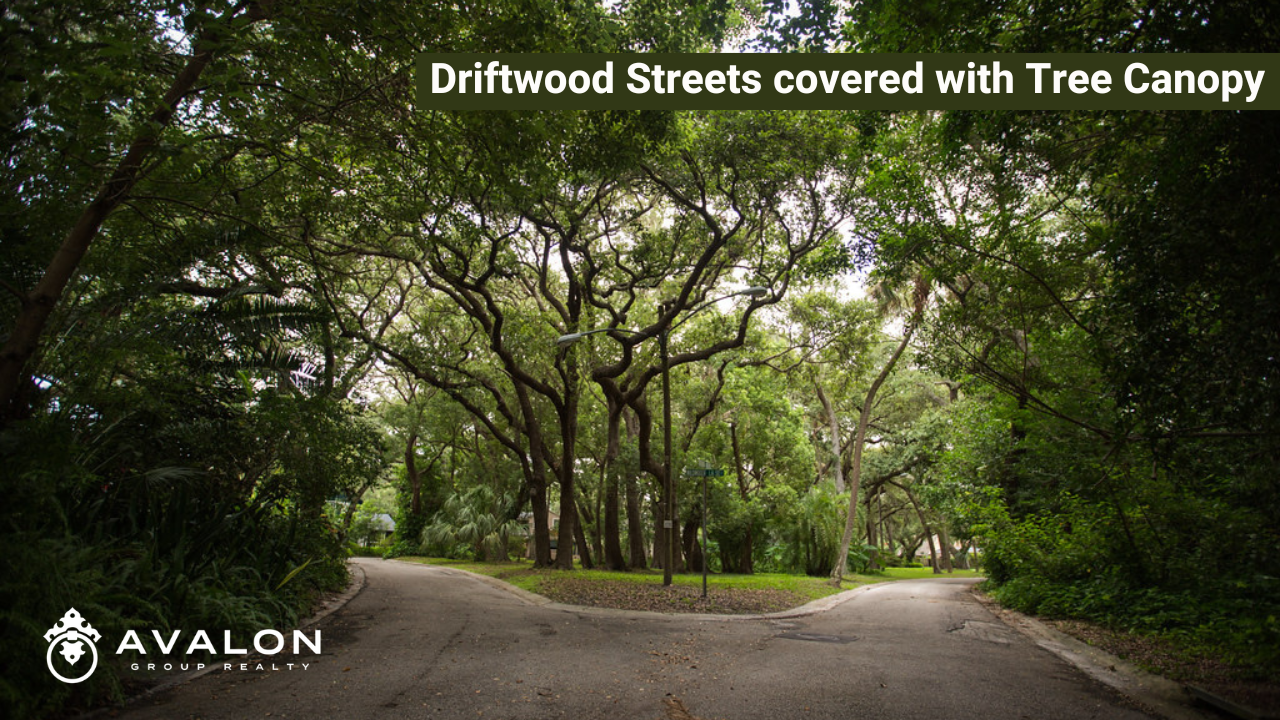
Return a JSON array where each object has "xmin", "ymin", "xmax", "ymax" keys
[{"xmin": 417, "ymin": 53, "xmax": 1279, "ymax": 110}]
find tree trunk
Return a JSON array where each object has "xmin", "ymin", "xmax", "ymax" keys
[
  {"xmin": 740, "ymin": 524, "xmax": 754, "ymax": 575},
  {"xmin": 529, "ymin": 474, "xmax": 552, "ymax": 566},
  {"xmin": 405, "ymin": 432, "xmax": 422, "ymax": 515},
  {"xmin": 554, "ymin": 368, "xmax": 581, "ymax": 569},
  {"xmin": 876, "ymin": 489, "xmax": 884, "ymax": 553},
  {"xmin": 815, "ymin": 382, "xmax": 845, "ymax": 492},
  {"xmin": 1004, "ymin": 390, "xmax": 1029, "ymax": 511},
  {"xmin": 899, "ymin": 484, "xmax": 941, "ymax": 573},
  {"xmin": 619, "ymin": 347, "xmax": 686, "ymax": 579},
  {"xmin": 900, "ymin": 533, "xmax": 923, "ymax": 562},
  {"xmin": 555, "ymin": 479, "xmax": 576, "ymax": 569},
  {"xmin": 624, "ymin": 410, "xmax": 648, "ymax": 568},
  {"xmin": 885, "ymin": 513, "xmax": 896, "ymax": 560},
  {"xmin": 572, "ymin": 498, "xmax": 594, "ymax": 569},
  {"xmin": 682, "ymin": 517, "xmax": 702, "ymax": 573},
  {"xmin": 625, "ymin": 475, "xmax": 647, "ymax": 569},
  {"xmin": 832, "ymin": 324, "xmax": 917, "ymax": 583},
  {"xmin": 924, "ymin": 530, "xmax": 940, "ymax": 572},
  {"xmin": 864, "ymin": 492, "xmax": 876, "ymax": 547},
  {"xmin": 865, "ymin": 492, "xmax": 880, "ymax": 570},
  {"xmin": 604, "ymin": 465, "xmax": 626, "ymax": 569},
  {"xmin": 592, "ymin": 465, "xmax": 605, "ymax": 565},
  {"xmin": 338, "ymin": 478, "xmax": 375, "ymax": 543},
  {"xmin": 603, "ymin": 403, "xmax": 627, "ymax": 569},
  {"xmin": 521, "ymin": 416, "xmax": 553, "ymax": 567},
  {"xmin": 938, "ymin": 524, "xmax": 955, "ymax": 573},
  {"xmin": 651, "ymin": 502, "xmax": 665, "ymax": 569},
  {"xmin": 729, "ymin": 420, "xmax": 754, "ymax": 574}
]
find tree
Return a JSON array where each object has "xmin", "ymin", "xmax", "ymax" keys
[
  {"xmin": 3, "ymin": 2, "xmax": 693, "ymax": 713},
  {"xmin": 830, "ymin": 274, "xmax": 928, "ymax": 582},
  {"xmin": 837, "ymin": 0, "xmax": 1280, "ymax": 662},
  {"xmin": 316, "ymin": 110, "xmax": 855, "ymax": 572},
  {"xmin": 0, "ymin": 0, "xmax": 277, "ymax": 420},
  {"xmin": 694, "ymin": 360, "xmax": 815, "ymax": 573},
  {"xmin": 422, "ymin": 486, "xmax": 525, "ymax": 562},
  {"xmin": 579, "ymin": 111, "xmax": 859, "ymax": 573}
]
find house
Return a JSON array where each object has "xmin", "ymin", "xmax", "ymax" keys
[
  {"xmin": 911, "ymin": 534, "xmax": 977, "ymax": 570},
  {"xmin": 369, "ymin": 513, "xmax": 396, "ymax": 544},
  {"xmin": 521, "ymin": 510, "xmax": 575, "ymax": 560}
]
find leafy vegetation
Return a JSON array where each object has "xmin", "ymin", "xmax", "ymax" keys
[
  {"xmin": 881, "ymin": 567, "xmax": 981, "ymax": 581},
  {"xmin": 3, "ymin": 1, "xmax": 1278, "ymax": 717},
  {"xmin": 835, "ymin": 0, "xmax": 1280, "ymax": 679}
]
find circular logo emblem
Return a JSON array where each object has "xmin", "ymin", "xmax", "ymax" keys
[{"xmin": 44, "ymin": 608, "xmax": 101, "ymax": 684}]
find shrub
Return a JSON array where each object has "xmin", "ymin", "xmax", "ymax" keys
[{"xmin": 0, "ymin": 414, "xmax": 354, "ymax": 720}]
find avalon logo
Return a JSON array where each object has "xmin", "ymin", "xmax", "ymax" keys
[
  {"xmin": 42, "ymin": 608, "xmax": 321, "ymax": 682},
  {"xmin": 45, "ymin": 608, "xmax": 101, "ymax": 684}
]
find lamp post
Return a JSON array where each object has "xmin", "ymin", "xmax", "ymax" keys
[
  {"xmin": 658, "ymin": 306, "xmax": 675, "ymax": 586},
  {"xmin": 701, "ymin": 462, "xmax": 709, "ymax": 598},
  {"xmin": 556, "ymin": 286, "xmax": 769, "ymax": 587}
]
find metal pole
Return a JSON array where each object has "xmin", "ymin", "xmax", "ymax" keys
[
  {"xmin": 877, "ymin": 490, "xmax": 883, "ymax": 553},
  {"xmin": 701, "ymin": 471, "xmax": 708, "ymax": 599},
  {"xmin": 661, "ymin": 326, "xmax": 673, "ymax": 587}
]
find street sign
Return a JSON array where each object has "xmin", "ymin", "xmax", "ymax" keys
[{"xmin": 683, "ymin": 468, "xmax": 725, "ymax": 477}]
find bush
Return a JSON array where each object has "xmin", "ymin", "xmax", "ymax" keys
[
  {"xmin": 0, "ymin": 415, "xmax": 354, "ymax": 720},
  {"xmin": 383, "ymin": 510, "xmax": 428, "ymax": 559},
  {"xmin": 971, "ymin": 487, "xmax": 1280, "ymax": 673},
  {"xmin": 419, "ymin": 487, "xmax": 524, "ymax": 562},
  {"xmin": 844, "ymin": 543, "xmax": 880, "ymax": 574},
  {"xmin": 348, "ymin": 544, "xmax": 385, "ymax": 558}
]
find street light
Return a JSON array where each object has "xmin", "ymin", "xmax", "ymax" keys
[
  {"xmin": 556, "ymin": 286, "xmax": 770, "ymax": 587},
  {"xmin": 554, "ymin": 329, "xmax": 619, "ymax": 348}
]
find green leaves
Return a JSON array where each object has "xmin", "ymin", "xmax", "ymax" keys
[{"xmin": 421, "ymin": 486, "xmax": 525, "ymax": 562}]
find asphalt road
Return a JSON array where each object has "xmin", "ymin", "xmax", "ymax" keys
[{"xmin": 116, "ymin": 558, "xmax": 1156, "ymax": 720}]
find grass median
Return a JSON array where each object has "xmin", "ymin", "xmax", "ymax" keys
[{"xmin": 398, "ymin": 557, "xmax": 981, "ymax": 614}]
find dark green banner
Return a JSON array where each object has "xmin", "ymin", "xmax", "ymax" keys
[{"xmin": 416, "ymin": 53, "xmax": 1278, "ymax": 110}]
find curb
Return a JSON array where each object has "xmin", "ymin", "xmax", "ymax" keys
[
  {"xmin": 1186, "ymin": 684, "xmax": 1278, "ymax": 720},
  {"xmin": 79, "ymin": 561, "xmax": 367, "ymax": 718},
  {"xmin": 974, "ymin": 589, "xmax": 1213, "ymax": 720},
  {"xmin": 300, "ymin": 561, "xmax": 367, "ymax": 629},
  {"xmin": 391, "ymin": 558, "xmax": 890, "ymax": 622}
]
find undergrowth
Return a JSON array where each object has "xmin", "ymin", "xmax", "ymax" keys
[{"xmin": 0, "ymin": 418, "xmax": 350, "ymax": 720}]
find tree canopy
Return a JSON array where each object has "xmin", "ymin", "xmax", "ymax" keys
[{"xmin": 3, "ymin": 1, "xmax": 1278, "ymax": 717}]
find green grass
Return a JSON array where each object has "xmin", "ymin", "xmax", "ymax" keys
[
  {"xmin": 399, "ymin": 556, "xmax": 531, "ymax": 577},
  {"xmin": 400, "ymin": 556, "xmax": 903, "ymax": 601}
]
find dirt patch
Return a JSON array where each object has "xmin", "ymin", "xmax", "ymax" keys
[{"xmin": 534, "ymin": 576, "xmax": 806, "ymax": 615}]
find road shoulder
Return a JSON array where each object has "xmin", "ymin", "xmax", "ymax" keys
[
  {"xmin": 974, "ymin": 588, "xmax": 1213, "ymax": 720},
  {"xmin": 77, "ymin": 562, "xmax": 368, "ymax": 719}
]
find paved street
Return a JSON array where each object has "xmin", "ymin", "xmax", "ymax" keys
[{"xmin": 117, "ymin": 558, "xmax": 1156, "ymax": 719}]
